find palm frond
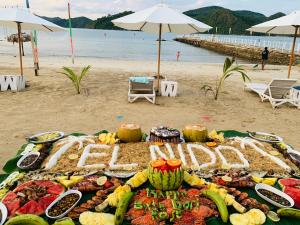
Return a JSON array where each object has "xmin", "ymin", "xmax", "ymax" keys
[{"xmin": 79, "ymin": 65, "xmax": 91, "ymax": 83}]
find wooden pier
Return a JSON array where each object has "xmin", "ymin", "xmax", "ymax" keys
[{"xmin": 175, "ymin": 37, "xmax": 299, "ymax": 66}]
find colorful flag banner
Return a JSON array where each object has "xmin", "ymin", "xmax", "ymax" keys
[{"xmin": 68, "ymin": 2, "xmax": 75, "ymax": 64}]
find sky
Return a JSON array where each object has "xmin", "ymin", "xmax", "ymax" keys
[{"xmin": 1, "ymin": 0, "xmax": 300, "ymax": 19}]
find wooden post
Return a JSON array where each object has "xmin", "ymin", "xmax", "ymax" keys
[
  {"xmin": 288, "ymin": 26, "xmax": 299, "ymax": 78},
  {"xmin": 157, "ymin": 23, "xmax": 162, "ymax": 93},
  {"xmin": 17, "ymin": 23, "xmax": 24, "ymax": 76},
  {"xmin": 21, "ymin": 41, "xmax": 25, "ymax": 56}
]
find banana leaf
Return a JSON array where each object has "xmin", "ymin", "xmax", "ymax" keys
[{"xmin": 219, "ymin": 130, "xmax": 249, "ymax": 138}]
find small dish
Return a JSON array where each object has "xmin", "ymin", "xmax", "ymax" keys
[
  {"xmin": 104, "ymin": 170, "xmax": 137, "ymax": 178},
  {"xmin": 248, "ymin": 132, "xmax": 283, "ymax": 143},
  {"xmin": 45, "ymin": 190, "xmax": 82, "ymax": 219},
  {"xmin": 17, "ymin": 152, "xmax": 40, "ymax": 170},
  {"xmin": 27, "ymin": 131, "xmax": 64, "ymax": 144},
  {"xmin": 255, "ymin": 183, "xmax": 294, "ymax": 208},
  {"xmin": 0, "ymin": 202, "xmax": 8, "ymax": 225}
]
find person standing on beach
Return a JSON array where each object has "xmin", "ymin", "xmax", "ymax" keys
[
  {"xmin": 176, "ymin": 51, "xmax": 181, "ymax": 61},
  {"xmin": 261, "ymin": 47, "xmax": 269, "ymax": 70}
]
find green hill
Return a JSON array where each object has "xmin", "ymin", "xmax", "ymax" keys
[
  {"xmin": 41, "ymin": 6, "xmax": 285, "ymax": 35},
  {"xmin": 40, "ymin": 16, "xmax": 93, "ymax": 28},
  {"xmin": 184, "ymin": 6, "xmax": 285, "ymax": 34}
]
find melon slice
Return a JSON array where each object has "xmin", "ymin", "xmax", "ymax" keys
[
  {"xmin": 283, "ymin": 186, "xmax": 300, "ymax": 208},
  {"xmin": 278, "ymin": 178, "xmax": 300, "ymax": 188},
  {"xmin": 117, "ymin": 123, "xmax": 142, "ymax": 143},
  {"xmin": 182, "ymin": 124, "xmax": 208, "ymax": 142},
  {"xmin": 47, "ymin": 183, "xmax": 65, "ymax": 195},
  {"xmin": 16, "ymin": 200, "xmax": 44, "ymax": 215},
  {"xmin": 2, "ymin": 192, "xmax": 21, "ymax": 216},
  {"xmin": 38, "ymin": 195, "xmax": 58, "ymax": 211},
  {"xmin": 13, "ymin": 181, "xmax": 34, "ymax": 192}
]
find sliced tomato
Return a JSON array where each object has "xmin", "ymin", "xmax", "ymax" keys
[
  {"xmin": 151, "ymin": 159, "xmax": 166, "ymax": 168},
  {"xmin": 38, "ymin": 195, "xmax": 58, "ymax": 211},
  {"xmin": 103, "ymin": 180, "xmax": 113, "ymax": 189},
  {"xmin": 16, "ymin": 200, "xmax": 44, "ymax": 215}
]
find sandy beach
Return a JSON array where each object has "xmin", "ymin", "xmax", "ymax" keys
[{"xmin": 0, "ymin": 54, "xmax": 299, "ymax": 170}]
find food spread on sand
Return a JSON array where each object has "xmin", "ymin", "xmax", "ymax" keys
[{"xmin": 1, "ymin": 123, "xmax": 300, "ymax": 225}]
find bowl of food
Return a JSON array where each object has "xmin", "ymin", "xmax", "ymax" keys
[
  {"xmin": 248, "ymin": 132, "xmax": 282, "ymax": 143},
  {"xmin": 255, "ymin": 183, "xmax": 294, "ymax": 208},
  {"xmin": 46, "ymin": 190, "xmax": 82, "ymax": 219},
  {"xmin": 17, "ymin": 152, "xmax": 40, "ymax": 170},
  {"xmin": 0, "ymin": 202, "xmax": 8, "ymax": 225},
  {"xmin": 28, "ymin": 131, "xmax": 64, "ymax": 144}
]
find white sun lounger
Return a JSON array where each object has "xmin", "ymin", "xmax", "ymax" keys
[
  {"xmin": 245, "ymin": 79, "xmax": 298, "ymax": 109},
  {"xmin": 128, "ymin": 77, "xmax": 156, "ymax": 104}
]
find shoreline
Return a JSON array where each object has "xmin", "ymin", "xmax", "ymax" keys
[{"xmin": 0, "ymin": 57, "xmax": 300, "ymax": 170}]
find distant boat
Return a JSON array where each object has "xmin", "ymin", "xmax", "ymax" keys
[{"xmin": 156, "ymin": 39, "xmax": 167, "ymax": 41}]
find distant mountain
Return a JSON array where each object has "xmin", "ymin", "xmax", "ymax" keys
[
  {"xmin": 91, "ymin": 11, "xmax": 133, "ymax": 30},
  {"xmin": 41, "ymin": 6, "xmax": 285, "ymax": 35},
  {"xmin": 184, "ymin": 6, "xmax": 285, "ymax": 34},
  {"xmin": 40, "ymin": 16, "xmax": 93, "ymax": 28}
]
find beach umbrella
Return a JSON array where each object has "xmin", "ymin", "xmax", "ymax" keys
[
  {"xmin": 247, "ymin": 11, "xmax": 300, "ymax": 78},
  {"xmin": 0, "ymin": 7, "xmax": 64, "ymax": 75},
  {"xmin": 112, "ymin": 4, "xmax": 211, "ymax": 86}
]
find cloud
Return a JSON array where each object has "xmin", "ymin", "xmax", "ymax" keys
[{"xmin": 1, "ymin": 0, "xmax": 299, "ymax": 19}]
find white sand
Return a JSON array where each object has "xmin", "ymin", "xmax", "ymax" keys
[{"xmin": 0, "ymin": 54, "xmax": 299, "ymax": 170}]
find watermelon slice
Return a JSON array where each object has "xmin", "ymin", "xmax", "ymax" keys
[
  {"xmin": 13, "ymin": 181, "xmax": 34, "ymax": 192},
  {"xmin": 47, "ymin": 183, "xmax": 65, "ymax": 195},
  {"xmin": 278, "ymin": 178, "xmax": 300, "ymax": 188},
  {"xmin": 16, "ymin": 200, "xmax": 44, "ymax": 216},
  {"xmin": 38, "ymin": 195, "xmax": 58, "ymax": 211},
  {"xmin": 283, "ymin": 186, "xmax": 300, "ymax": 208},
  {"xmin": 4, "ymin": 199, "xmax": 20, "ymax": 217},
  {"xmin": 34, "ymin": 180, "xmax": 58, "ymax": 188},
  {"xmin": 2, "ymin": 191, "xmax": 17, "ymax": 204}
]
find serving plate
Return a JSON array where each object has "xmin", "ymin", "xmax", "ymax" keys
[
  {"xmin": 255, "ymin": 183, "xmax": 294, "ymax": 208},
  {"xmin": 248, "ymin": 132, "xmax": 283, "ymax": 143},
  {"xmin": 45, "ymin": 190, "xmax": 82, "ymax": 219},
  {"xmin": 27, "ymin": 131, "xmax": 64, "ymax": 144},
  {"xmin": 0, "ymin": 202, "xmax": 7, "ymax": 225},
  {"xmin": 104, "ymin": 170, "xmax": 137, "ymax": 178},
  {"xmin": 17, "ymin": 152, "xmax": 40, "ymax": 170}
]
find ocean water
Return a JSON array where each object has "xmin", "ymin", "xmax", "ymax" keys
[
  {"xmin": 0, "ymin": 28, "xmax": 297, "ymax": 63},
  {"xmin": 0, "ymin": 28, "xmax": 239, "ymax": 63}
]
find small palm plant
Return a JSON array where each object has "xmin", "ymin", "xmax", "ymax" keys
[
  {"xmin": 59, "ymin": 65, "xmax": 91, "ymax": 94},
  {"xmin": 201, "ymin": 58, "xmax": 250, "ymax": 100}
]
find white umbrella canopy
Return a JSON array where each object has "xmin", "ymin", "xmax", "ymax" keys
[
  {"xmin": 0, "ymin": 8, "xmax": 64, "ymax": 75},
  {"xmin": 0, "ymin": 8, "xmax": 64, "ymax": 32},
  {"xmin": 112, "ymin": 4, "xmax": 211, "ymax": 84},
  {"xmin": 247, "ymin": 11, "xmax": 300, "ymax": 78},
  {"xmin": 112, "ymin": 3, "xmax": 211, "ymax": 34}
]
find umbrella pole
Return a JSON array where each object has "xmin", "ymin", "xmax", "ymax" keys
[
  {"xmin": 157, "ymin": 23, "xmax": 162, "ymax": 93},
  {"xmin": 17, "ymin": 23, "xmax": 24, "ymax": 76},
  {"xmin": 288, "ymin": 26, "xmax": 299, "ymax": 78}
]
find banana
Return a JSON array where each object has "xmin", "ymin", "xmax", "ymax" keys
[
  {"xmin": 5, "ymin": 214, "xmax": 49, "ymax": 225},
  {"xmin": 277, "ymin": 208, "xmax": 300, "ymax": 219},
  {"xmin": 202, "ymin": 189, "xmax": 229, "ymax": 223}
]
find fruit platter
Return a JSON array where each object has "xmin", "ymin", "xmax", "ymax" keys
[{"xmin": 1, "ymin": 124, "xmax": 300, "ymax": 225}]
